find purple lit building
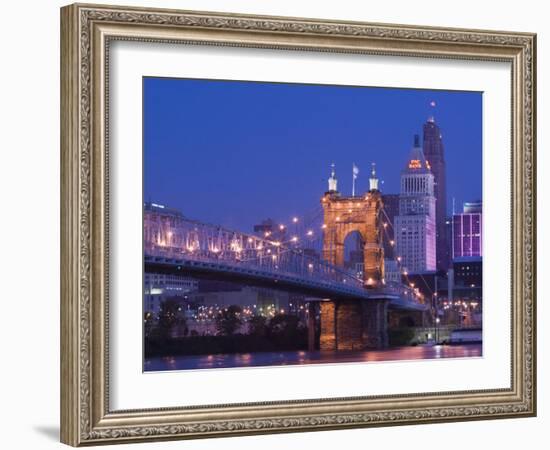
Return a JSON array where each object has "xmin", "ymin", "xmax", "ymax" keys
[{"xmin": 452, "ymin": 201, "xmax": 482, "ymax": 259}]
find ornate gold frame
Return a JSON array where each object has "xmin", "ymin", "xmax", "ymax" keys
[{"xmin": 60, "ymin": 3, "xmax": 536, "ymax": 446}]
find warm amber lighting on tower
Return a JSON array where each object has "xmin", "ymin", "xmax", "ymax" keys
[{"xmin": 321, "ymin": 186, "xmax": 384, "ymax": 286}]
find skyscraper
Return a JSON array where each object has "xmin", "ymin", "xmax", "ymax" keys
[
  {"xmin": 452, "ymin": 201, "xmax": 482, "ymax": 259},
  {"xmin": 395, "ymin": 135, "xmax": 437, "ymax": 273},
  {"xmin": 423, "ymin": 116, "xmax": 449, "ymax": 271}
]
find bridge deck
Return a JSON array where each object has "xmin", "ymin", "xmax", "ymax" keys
[{"xmin": 145, "ymin": 255, "xmax": 427, "ymax": 311}]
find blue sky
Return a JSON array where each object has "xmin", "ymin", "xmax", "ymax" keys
[{"xmin": 144, "ymin": 77, "xmax": 482, "ymax": 231}]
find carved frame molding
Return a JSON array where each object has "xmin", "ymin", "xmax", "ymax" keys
[{"xmin": 61, "ymin": 3, "xmax": 536, "ymax": 446}]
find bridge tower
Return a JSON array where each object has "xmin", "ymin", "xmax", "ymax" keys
[
  {"xmin": 321, "ymin": 163, "xmax": 384, "ymax": 286},
  {"xmin": 319, "ymin": 164, "xmax": 388, "ymax": 351}
]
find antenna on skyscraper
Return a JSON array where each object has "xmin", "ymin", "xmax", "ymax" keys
[{"xmin": 429, "ymin": 100, "xmax": 436, "ymax": 123}]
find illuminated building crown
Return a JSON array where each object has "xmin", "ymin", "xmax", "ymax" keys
[{"xmin": 404, "ymin": 134, "xmax": 432, "ymax": 174}]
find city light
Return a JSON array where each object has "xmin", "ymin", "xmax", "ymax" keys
[{"xmin": 142, "ymin": 100, "xmax": 483, "ymax": 370}]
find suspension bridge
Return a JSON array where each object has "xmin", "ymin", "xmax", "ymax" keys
[
  {"xmin": 144, "ymin": 174, "xmax": 429, "ymax": 350},
  {"xmin": 144, "ymin": 215, "xmax": 423, "ymax": 309}
]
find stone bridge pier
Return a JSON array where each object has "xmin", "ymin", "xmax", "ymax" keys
[{"xmin": 319, "ymin": 299, "xmax": 389, "ymax": 351}]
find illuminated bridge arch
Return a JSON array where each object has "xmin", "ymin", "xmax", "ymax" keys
[{"xmin": 321, "ymin": 190, "xmax": 384, "ymax": 287}]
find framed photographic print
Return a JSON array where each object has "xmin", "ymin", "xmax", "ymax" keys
[{"xmin": 60, "ymin": 3, "xmax": 537, "ymax": 446}]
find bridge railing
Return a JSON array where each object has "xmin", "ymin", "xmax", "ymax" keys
[
  {"xmin": 144, "ymin": 242, "xmax": 365, "ymax": 290},
  {"xmin": 144, "ymin": 214, "xmax": 424, "ymax": 303},
  {"xmin": 376, "ymin": 280, "xmax": 426, "ymax": 305}
]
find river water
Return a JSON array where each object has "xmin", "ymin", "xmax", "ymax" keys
[{"xmin": 144, "ymin": 344, "xmax": 482, "ymax": 372}]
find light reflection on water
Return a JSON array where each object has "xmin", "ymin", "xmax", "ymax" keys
[{"xmin": 144, "ymin": 344, "xmax": 482, "ymax": 372}]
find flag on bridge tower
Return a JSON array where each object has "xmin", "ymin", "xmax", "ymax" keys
[{"xmin": 352, "ymin": 163, "xmax": 359, "ymax": 197}]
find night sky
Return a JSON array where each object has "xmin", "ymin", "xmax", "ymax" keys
[{"xmin": 143, "ymin": 77, "xmax": 482, "ymax": 232}]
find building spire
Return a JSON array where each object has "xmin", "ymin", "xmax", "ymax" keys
[
  {"xmin": 352, "ymin": 163, "xmax": 359, "ymax": 197},
  {"xmin": 369, "ymin": 162, "xmax": 379, "ymax": 191},
  {"xmin": 428, "ymin": 100, "xmax": 436, "ymax": 123},
  {"xmin": 328, "ymin": 163, "xmax": 338, "ymax": 192}
]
